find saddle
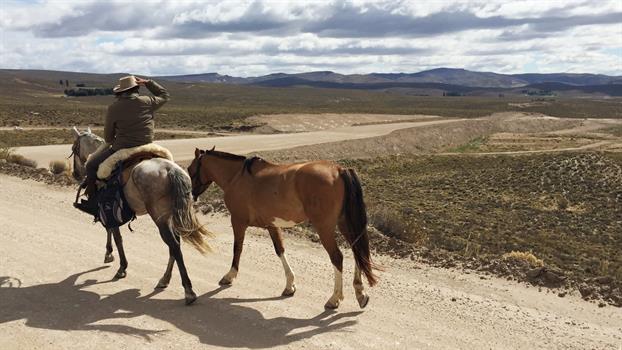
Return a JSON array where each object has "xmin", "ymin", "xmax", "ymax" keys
[
  {"xmin": 95, "ymin": 143, "xmax": 174, "ymax": 182},
  {"xmin": 76, "ymin": 143, "xmax": 174, "ymax": 228},
  {"xmin": 101, "ymin": 151, "xmax": 161, "ymax": 187}
]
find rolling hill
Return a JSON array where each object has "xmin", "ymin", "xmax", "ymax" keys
[
  {"xmin": 156, "ymin": 68, "xmax": 622, "ymax": 89},
  {"xmin": 1, "ymin": 68, "xmax": 621, "ymax": 100}
]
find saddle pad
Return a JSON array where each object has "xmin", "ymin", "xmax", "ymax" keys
[
  {"xmin": 97, "ymin": 165, "xmax": 135, "ymax": 229},
  {"xmin": 96, "ymin": 143, "xmax": 173, "ymax": 179}
]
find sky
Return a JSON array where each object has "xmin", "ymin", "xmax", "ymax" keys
[{"xmin": 1, "ymin": 0, "xmax": 621, "ymax": 77}]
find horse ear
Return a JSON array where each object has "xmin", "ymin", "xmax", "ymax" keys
[
  {"xmin": 210, "ymin": 146, "xmax": 215, "ymax": 152},
  {"xmin": 87, "ymin": 127, "xmax": 92, "ymax": 134},
  {"xmin": 72, "ymin": 126, "xmax": 80, "ymax": 138},
  {"xmin": 194, "ymin": 148, "xmax": 201, "ymax": 157}
]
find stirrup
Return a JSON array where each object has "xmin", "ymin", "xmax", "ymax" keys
[{"xmin": 74, "ymin": 199, "xmax": 99, "ymax": 216}]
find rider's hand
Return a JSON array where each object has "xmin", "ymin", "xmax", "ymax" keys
[{"xmin": 134, "ymin": 76, "xmax": 148, "ymax": 86}]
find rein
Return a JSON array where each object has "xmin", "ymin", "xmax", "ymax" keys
[
  {"xmin": 191, "ymin": 153, "xmax": 208, "ymax": 200},
  {"xmin": 68, "ymin": 138, "xmax": 80, "ymax": 159},
  {"xmin": 69, "ymin": 138, "xmax": 83, "ymax": 181}
]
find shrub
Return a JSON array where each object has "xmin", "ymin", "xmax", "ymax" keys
[
  {"xmin": 49, "ymin": 160, "xmax": 69, "ymax": 175},
  {"xmin": 502, "ymin": 251, "xmax": 544, "ymax": 268},
  {"xmin": 554, "ymin": 194, "xmax": 569, "ymax": 210},
  {"xmin": 369, "ymin": 207, "xmax": 421, "ymax": 243},
  {"xmin": 7, "ymin": 153, "xmax": 38, "ymax": 168},
  {"xmin": 0, "ymin": 147, "xmax": 13, "ymax": 160}
]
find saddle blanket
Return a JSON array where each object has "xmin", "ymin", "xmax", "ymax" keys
[{"xmin": 90, "ymin": 143, "xmax": 173, "ymax": 180}]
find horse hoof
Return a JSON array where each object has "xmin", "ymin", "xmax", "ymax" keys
[
  {"xmin": 114, "ymin": 270, "xmax": 127, "ymax": 279},
  {"xmin": 185, "ymin": 292, "xmax": 197, "ymax": 305},
  {"xmin": 357, "ymin": 294, "xmax": 370, "ymax": 309},
  {"xmin": 282, "ymin": 285, "xmax": 296, "ymax": 297},
  {"xmin": 219, "ymin": 277, "xmax": 232, "ymax": 286},
  {"xmin": 155, "ymin": 280, "xmax": 169, "ymax": 289},
  {"xmin": 324, "ymin": 300, "xmax": 340, "ymax": 310},
  {"xmin": 104, "ymin": 254, "xmax": 114, "ymax": 264}
]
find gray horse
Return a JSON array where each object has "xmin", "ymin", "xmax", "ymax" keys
[{"xmin": 70, "ymin": 126, "xmax": 211, "ymax": 305}]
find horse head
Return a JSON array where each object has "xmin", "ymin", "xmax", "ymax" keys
[
  {"xmin": 188, "ymin": 147, "xmax": 215, "ymax": 201},
  {"xmin": 70, "ymin": 126, "xmax": 104, "ymax": 181}
]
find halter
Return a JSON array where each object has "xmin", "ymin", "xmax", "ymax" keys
[
  {"xmin": 69, "ymin": 137, "xmax": 85, "ymax": 180},
  {"xmin": 68, "ymin": 137, "xmax": 80, "ymax": 160},
  {"xmin": 190, "ymin": 153, "xmax": 209, "ymax": 201}
]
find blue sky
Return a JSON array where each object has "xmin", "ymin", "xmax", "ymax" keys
[{"xmin": 1, "ymin": 0, "xmax": 621, "ymax": 76}]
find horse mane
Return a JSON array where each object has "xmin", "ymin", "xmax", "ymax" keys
[
  {"xmin": 205, "ymin": 150, "xmax": 263, "ymax": 176},
  {"xmin": 242, "ymin": 156, "xmax": 261, "ymax": 175},
  {"xmin": 206, "ymin": 150, "xmax": 246, "ymax": 161}
]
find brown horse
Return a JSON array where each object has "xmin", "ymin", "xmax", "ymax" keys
[{"xmin": 188, "ymin": 147, "xmax": 378, "ymax": 309}]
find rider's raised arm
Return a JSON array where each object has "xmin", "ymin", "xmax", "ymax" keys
[
  {"xmin": 143, "ymin": 79, "xmax": 170, "ymax": 111},
  {"xmin": 103, "ymin": 106, "xmax": 115, "ymax": 144}
]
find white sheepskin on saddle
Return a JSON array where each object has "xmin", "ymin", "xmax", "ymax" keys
[{"xmin": 94, "ymin": 143, "xmax": 173, "ymax": 179}]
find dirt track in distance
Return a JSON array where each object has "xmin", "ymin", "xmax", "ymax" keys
[{"xmin": 14, "ymin": 118, "xmax": 464, "ymax": 168}]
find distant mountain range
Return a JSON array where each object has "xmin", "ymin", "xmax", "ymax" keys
[
  {"xmin": 1, "ymin": 68, "xmax": 621, "ymax": 97},
  {"xmin": 157, "ymin": 68, "xmax": 622, "ymax": 88}
]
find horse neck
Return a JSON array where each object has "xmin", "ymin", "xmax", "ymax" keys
[
  {"xmin": 204, "ymin": 155, "xmax": 244, "ymax": 191},
  {"xmin": 74, "ymin": 138, "xmax": 103, "ymax": 177},
  {"xmin": 81, "ymin": 138, "xmax": 104, "ymax": 160}
]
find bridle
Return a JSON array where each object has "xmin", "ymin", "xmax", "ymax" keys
[
  {"xmin": 68, "ymin": 137, "xmax": 84, "ymax": 180},
  {"xmin": 190, "ymin": 152, "xmax": 211, "ymax": 201}
]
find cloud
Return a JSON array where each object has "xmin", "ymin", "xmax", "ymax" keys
[
  {"xmin": 0, "ymin": 0, "xmax": 621, "ymax": 76},
  {"xmin": 98, "ymin": 35, "xmax": 434, "ymax": 58},
  {"xmin": 12, "ymin": 1, "xmax": 621, "ymax": 40},
  {"xmin": 29, "ymin": 1, "xmax": 171, "ymax": 38},
  {"xmin": 301, "ymin": 2, "xmax": 622, "ymax": 39}
]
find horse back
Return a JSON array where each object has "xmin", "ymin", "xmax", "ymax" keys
[
  {"xmin": 120, "ymin": 152, "xmax": 164, "ymax": 185},
  {"xmin": 231, "ymin": 160, "xmax": 344, "ymax": 227},
  {"xmin": 123, "ymin": 158, "xmax": 181, "ymax": 217}
]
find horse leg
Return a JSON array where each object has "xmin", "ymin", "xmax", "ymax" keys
[
  {"xmin": 219, "ymin": 220, "xmax": 247, "ymax": 285},
  {"xmin": 110, "ymin": 228, "xmax": 127, "ymax": 279},
  {"xmin": 157, "ymin": 223, "xmax": 197, "ymax": 305},
  {"xmin": 353, "ymin": 264, "xmax": 369, "ymax": 308},
  {"xmin": 104, "ymin": 229, "xmax": 114, "ymax": 263},
  {"xmin": 316, "ymin": 225, "xmax": 344, "ymax": 309},
  {"xmin": 267, "ymin": 227, "xmax": 296, "ymax": 296},
  {"xmin": 339, "ymin": 221, "xmax": 369, "ymax": 308},
  {"xmin": 156, "ymin": 254, "xmax": 175, "ymax": 289}
]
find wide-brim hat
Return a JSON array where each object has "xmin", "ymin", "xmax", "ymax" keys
[{"xmin": 113, "ymin": 75, "xmax": 138, "ymax": 93}]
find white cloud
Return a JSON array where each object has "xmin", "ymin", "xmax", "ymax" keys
[{"xmin": 0, "ymin": 0, "xmax": 620, "ymax": 76}]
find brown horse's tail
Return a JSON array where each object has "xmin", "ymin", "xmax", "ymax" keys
[
  {"xmin": 168, "ymin": 166, "xmax": 213, "ymax": 254},
  {"xmin": 339, "ymin": 168, "xmax": 378, "ymax": 287}
]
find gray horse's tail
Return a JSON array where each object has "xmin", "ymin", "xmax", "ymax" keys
[{"xmin": 168, "ymin": 166, "xmax": 213, "ymax": 254}]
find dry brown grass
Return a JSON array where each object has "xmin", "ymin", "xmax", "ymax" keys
[
  {"xmin": 49, "ymin": 160, "xmax": 70, "ymax": 175},
  {"xmin": 368, "ymin": 207, "xmax": 428, "ymax": 244},
  {"xmin": 502, "ymin": 251, "xmax": 545, "ymax": 268},
  {"xmin": 7, "ymin": 154, "xmax": 37, "ymax": 168},
  {"xmin": 0, "ymin": 146, "xmax": 13, "ymax": 160}
]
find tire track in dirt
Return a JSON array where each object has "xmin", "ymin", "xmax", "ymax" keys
[{"xmin": 1, "ymin": 175, "xmax": 621, "ymax": 349}]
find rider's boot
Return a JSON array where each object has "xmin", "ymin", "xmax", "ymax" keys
[{"xmin": 74, "ymin": 177, "xmax": 99, "ymax": 216}]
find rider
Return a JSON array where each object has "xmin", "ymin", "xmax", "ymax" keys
[{"xmin": 74, "ymin": 75, "xmax": 170, "ymax": 214}]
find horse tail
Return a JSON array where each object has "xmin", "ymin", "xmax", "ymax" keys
[
  {"xmin": 339, "ymin": 168, "xmax": 378, "ymax": 287},
  {"xmin": 168, "ymin": 166, "xmax": 213, "ymax": 254}
]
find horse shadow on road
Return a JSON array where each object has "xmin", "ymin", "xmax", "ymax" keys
[{"xmin": 0, "ymin": 267, "xmax": 361, "ymax": 348}]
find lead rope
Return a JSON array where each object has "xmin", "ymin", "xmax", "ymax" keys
[{"xmin": 350, "ymin": 230, "xmax": 365, "ymax": 248}]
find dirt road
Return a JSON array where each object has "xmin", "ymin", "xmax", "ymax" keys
[
  {"xmin": 14, "ymin": 119, "xmax": 463, "ymax": 167},
  {"xmin": 1, "ymin": 175, "xmax": 620, "ymax": 350}
]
